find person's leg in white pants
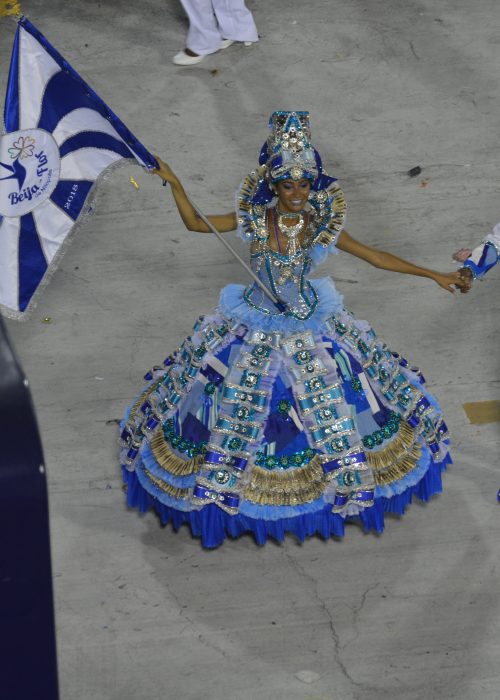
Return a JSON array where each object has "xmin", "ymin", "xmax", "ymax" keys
[
  {"xmin": 179, "ymin": 0, "xmax": 258, "ymax": 56},
  {"xmin": 179, "ymin": 0, "xmax": 222, "ymax": 55},
  {"xmin": 212, "ymin": 0, "xmax": 258, "ymax": 46}
]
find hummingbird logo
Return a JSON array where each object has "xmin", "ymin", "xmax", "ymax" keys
[
  {"xmin": 0, "ymin": 157, "xmax": 27, "ymax": 191},
  {"xmin": 0, "ymin": 130, "xmax": 60, "ymax": 219}
]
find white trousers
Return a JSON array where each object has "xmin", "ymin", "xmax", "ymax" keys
[{"xmin": 179, "ymin": 0, "xmax": 258, "ymax": 55}]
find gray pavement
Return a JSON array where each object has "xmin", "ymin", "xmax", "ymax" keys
[{"xmin": 2, "ymin": 1, "xmax": 500, "ymax": 698}]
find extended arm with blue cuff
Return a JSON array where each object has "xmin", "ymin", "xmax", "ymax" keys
[{"xmin": 462, "ymin": 223, "xmax": 500, "ymax": 279}]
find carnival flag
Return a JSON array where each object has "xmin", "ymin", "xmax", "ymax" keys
[{"xmin": 0, "ymin": 16, "xmax": 157, "ymax": 319}]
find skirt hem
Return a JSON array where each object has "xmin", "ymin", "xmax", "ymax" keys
[{"xmin": 122, "ymin": 451, "xmax": 451, "ymax": 549}]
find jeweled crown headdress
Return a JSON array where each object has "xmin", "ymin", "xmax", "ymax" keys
[
  {"xmin": 244, "ymin": 111, "xmax": 341, "ymax": 209},
  {"xmin": 238, "ymin": 111, "xmax": 347, "ymax": 245},
  {"xmin": 261, "ymin": 111, "xmax": 318, "ymax": 183}
]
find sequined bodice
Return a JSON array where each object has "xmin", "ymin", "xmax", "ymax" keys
[
  {"xmin": 244, "ymin": 240, "xmax": 319, "ymax": 320},
  {"xmin": 237, "ymin": 167, "xmax": 347, "ymax": 320}
]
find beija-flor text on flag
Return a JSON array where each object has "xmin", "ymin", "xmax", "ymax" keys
[{"xmin": 0, "ymin": 16, "xmax": 157, "ymax": 319}]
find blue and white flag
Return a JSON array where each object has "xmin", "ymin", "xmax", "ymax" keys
[{"xmin": 0, "ymin": 16, "xmax": 157, "ymax": 319}]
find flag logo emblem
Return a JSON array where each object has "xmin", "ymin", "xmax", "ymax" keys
[{"xmin": 0, "ymin": 129, "xmax": 60, "ymax": 217}]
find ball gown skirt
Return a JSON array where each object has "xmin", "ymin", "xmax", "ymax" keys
[{"xmin": 119, "ymin": 276, "xmax": 450, "ymax": 548}]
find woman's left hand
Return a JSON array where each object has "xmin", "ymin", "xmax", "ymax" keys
[
  {"xmin": 152, "ymin": 155, "xmax": 179, "ymax": 185},
  {"xmin": 432, "ymin": 270, "xmax": 471, "ymax": 294}
]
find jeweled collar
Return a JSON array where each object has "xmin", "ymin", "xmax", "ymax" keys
[{"xmin": 237, "ymin": 166, "xmax": 346, "ymax": 250}]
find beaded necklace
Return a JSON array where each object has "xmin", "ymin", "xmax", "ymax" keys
[{"xmin": 271, "ymin": 207, "xmax": 307, "ymax": 258}]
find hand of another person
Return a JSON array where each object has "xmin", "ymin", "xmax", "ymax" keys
[
  {"xmin": 458, "ymin": 266, "xmax": 473, "ymax": 293},
  {"xmin": 452, "ymin": 248, "xmax": 472, "ymax": 262}
]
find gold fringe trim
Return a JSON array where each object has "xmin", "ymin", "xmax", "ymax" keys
[
  {"xmin": 244, "ymin": 456, "xmax": 327, "ymax": 505},
  {"xmin": 128, "ymin": 382, "xmax": 160, "ymax": 422},
  {"xmin": 0, "ymin": 1, "xmax": 21, "ymax": 17},
  {"xmin": 144, "ymin": 420, "xmax": 425, "ymax": 500},
  {"xmin": 249, "ymin": 455, "xmax": 323, "ymax": 489},
  {"xmin": 366, "ymin": 422, "xmax": 415, "ymax": 470},
  {"xmin": 151, "ymin": 432, "xmax": 202, "ymax": 476},
  {"xmin": 366, "ymin": 422, "xmax": 423, "ymax": 486},
  {"xmin": 144, "ymin": 469, "xmax": 190, "ymax": 500},
  {"xmin": 372, "ymin": 445, "xmax": 422, "ymax": 486}
]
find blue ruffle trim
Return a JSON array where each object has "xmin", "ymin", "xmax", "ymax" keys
[
  {"xmin": 140, "ymin": 443, "xmax": 196, "ymax": 489},
  {"xmin": 240, "ymin": 495, "xmax": 329, "ymax": 520},
  {"xmin": 375, "ymin": 442, "xmax": 449, "ymax": 498},
  {"xmin": 218, "ymin": 277, "xmax": 344, "ymax": 333},
  {"xmin": 122, "ymin": 451, "xmax": 451, "ymax": 549}
]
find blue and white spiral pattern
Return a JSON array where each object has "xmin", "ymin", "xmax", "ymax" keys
[{"xmin": 0, "ymin": 17, "xmax": 156, "ymax": 318}]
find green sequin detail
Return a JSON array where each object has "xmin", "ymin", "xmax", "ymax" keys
[
  {"xmin": 277, "ymin": 399, "xmax": 292, "ymax": 416},
  {"xmin": 255, "ymin": 447, "xmax": 316, "ymax": 470},
  {"xmin": 362, "ymin": 411, "xmax": 401, "ymax": 449},
  {"xmin": 162, "ymin": 419, "xmax": 207, "ymax": 458},
  {"xmin": 351, "ymin": 377, "xmax": 363, "ymax": 393},
  {"xmin": 193, "ymin": 344, "xmax": 207, "ymax": 360}
]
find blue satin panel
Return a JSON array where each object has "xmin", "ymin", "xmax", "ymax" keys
[
  {"xmin": 321, "ymin": 451, "xmax": 366, "ymax": 473},
  {"xmin": 58, "ymin": 132, "xmax": 133, "ymax": 160},
  {"xmin": 50, "ymin": 180, "xmax": 93, "ymax": 221},
  {"xmin": 222, "ymin": 385, "xmax": 267, "ymax": 410},
  {"xmin": 19, "ymin": 16, "xmax": 157, "ymax": 170},
  {"xmin": 4, "ymin": 23, "xmax": 20, "ymax": 132},
  {"xmin": 463, "ymin": 241, "xmax": 499, "ymax": 279},
  {"xmin": 38, "ymin": 71, "xmax": 104, "ymax": 134},
  {"xmin": 18, "ymin": 213, "xmax": 47, "ymax": 312},
  {"xmin": 192, "ymin": 484, "xmax": 240, "ymax": 509}
]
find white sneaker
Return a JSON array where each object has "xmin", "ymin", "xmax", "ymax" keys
[
  {"xmin": 221, "ymin": 39, "xmax": 254, "ymax": 49},
  {"xmin": 172, "ymin": 50, "xmax": 204, "ymax": 66}
]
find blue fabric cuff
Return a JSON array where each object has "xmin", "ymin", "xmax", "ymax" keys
[{"xmin": 463, "ymin": 241, "xmax": 499, "ymax": 279}]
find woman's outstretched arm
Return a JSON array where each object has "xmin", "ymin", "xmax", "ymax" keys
[
  {"xmin": 336, "ymin": 230, "xmax": 468, "ymax": 293},
  {"xmin": 153, "ymin": 157, "xmax": 237, "ymax": 233}
]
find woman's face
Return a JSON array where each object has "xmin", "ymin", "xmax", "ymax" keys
[{"xmin": 275, "ymin": 178, "xmax": 311, "ymax": 213}]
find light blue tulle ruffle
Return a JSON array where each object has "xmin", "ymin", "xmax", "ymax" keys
[
  {"xmin": 140, "ymin": 443, "xmax": 196, "ymax": 489},
  {"xmin": 240, "ymin": 496, "xmax": 328, "ymax": 520},
  {"xmin": 375, "ymin": 443, "xmax": 449, "ymax": 498},
  {"xmin": 218, "ymin": 277, "xmax": 344, "ymax": 333},
  {"xmin": 134, "ymin": 463, "xmax": 194, "ymax": 512}
]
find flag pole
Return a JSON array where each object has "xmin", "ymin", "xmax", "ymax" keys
[
  {"xmin": 160, "ymin": 178, "xmax": 287, "ymax": 313},
  {"xmin": 187, "ymin": 195, "xmax": 287, "ymax": 312}
]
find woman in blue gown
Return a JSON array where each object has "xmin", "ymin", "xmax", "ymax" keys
[{"xmin": 120, "ymin": 111, "xmax": 467, "ymax": 548}]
